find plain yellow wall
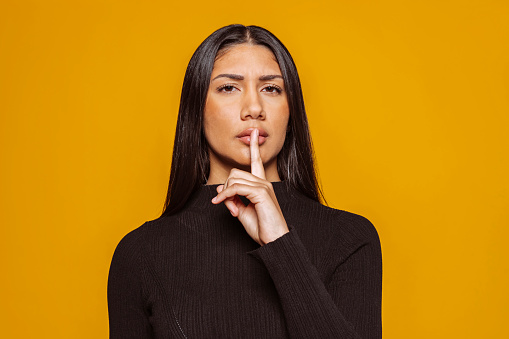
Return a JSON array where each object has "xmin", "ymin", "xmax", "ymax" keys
[{"xmin": 1, "ymin": 0, "xmax": 508, "ymax": 337}]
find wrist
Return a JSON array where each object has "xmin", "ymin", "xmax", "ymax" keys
[{"xmin": 261, "ymin": 225, "xmax": 290, "ymax": 246}]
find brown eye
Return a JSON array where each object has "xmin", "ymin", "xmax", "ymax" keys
[
  {"xmin": 262, "ymin": 85, "xmax": 283, "ymax": 94},
  {"xmin": 217, "ymin": 84, "xmax": 238, "ymax": 93}
]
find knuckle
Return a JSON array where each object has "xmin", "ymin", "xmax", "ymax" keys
[{"xmin": 257, "ymin": 186, "xmax": 268, "ymax": 194}]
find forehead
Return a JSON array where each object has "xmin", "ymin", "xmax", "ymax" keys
[{"xmin": 212, "ymin": 44, "xmax": 281, "ymax": 74}]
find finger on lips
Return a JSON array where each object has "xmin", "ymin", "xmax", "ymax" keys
[
  {"xmin": 250, "ymin": 128, "xmax": 266, "ymax": 180},
  {"xmin": 211, "ymin": 128, "xmax": 267, "ymax": 208}
]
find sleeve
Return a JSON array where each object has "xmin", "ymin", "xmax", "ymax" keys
[
  {"xmin": 107, "ymin": 231, "xmax": 154, "ymax": 338},
  {"xmin": 247, "ymin": 220, "xmax": 382, "ymax": 339}
]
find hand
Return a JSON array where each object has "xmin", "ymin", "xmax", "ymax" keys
[{"xmin": 211, "ymin": 128, "xmax": 289, "ymax": 246}]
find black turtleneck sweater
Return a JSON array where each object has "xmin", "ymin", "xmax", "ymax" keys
[{"xmin": 107, "ymin": 181, "xmax": 382, "ymax": 338}]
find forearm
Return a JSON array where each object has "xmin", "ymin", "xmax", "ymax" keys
[{"xmin": 247, "ymin": 226, "xmax": 382, "ymax": 338}]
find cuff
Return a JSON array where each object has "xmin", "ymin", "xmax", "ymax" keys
[{"xmin": 247, "ymin": 225, "xmax": 309, "ymax": 268}]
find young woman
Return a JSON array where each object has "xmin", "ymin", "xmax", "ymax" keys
[{"xmin": 108, "ymin": 24, "xmax": 382, "ymax": 338}]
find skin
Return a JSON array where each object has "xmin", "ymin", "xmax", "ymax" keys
[
  {"xmin": 204, "ymin": 43, "xmax": 289, "ymax": 184},
  {"xmin": 205, "ymin": 43, "xmax": 290, "ymax": 245}
]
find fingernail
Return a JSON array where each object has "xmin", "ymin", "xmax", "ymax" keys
[{"xmin": 211, "ymin": 196, "xmax": 217, "ymax": 203}]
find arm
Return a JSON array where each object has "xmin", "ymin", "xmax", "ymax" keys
[
  {"xmin": 107, "ymin": 230, "xmax": 153, "ymax": 338},
  {"xmin": 210, "ymin": 128, "xmax": 382, "ymax": 336},
  {"xmin": 247, "ymin": 219, "xmax": 382, "ymax": 338}
]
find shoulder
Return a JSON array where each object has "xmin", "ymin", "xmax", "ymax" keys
[
  {"xmin": 335, "ymin": 209, "xmax": 380, "ymax": 244},
  {"xmin": 320, "ymin": 203, "xmax": 380, "ymax": 245},
  {"xmin": 313, "ymin": 206, "xmax": 382, "ymax": 268},
  {"xmin": 289, "ymin": 190, "xmax": 379, "ymax": 240},
  {"xmin": 287, "ymin": 191, "xmax": 381, "ymax": 254},
  {"xmin": 110, "ymin": 216, "xmax": 176, "ymax": 261},
  {"xmin": 110, "ymin": 222, "xmax": 148, "ymax": 265}
]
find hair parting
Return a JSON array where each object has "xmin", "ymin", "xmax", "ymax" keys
[{"xmin": 160, "ymin": 24, "xmax": 327, "ymax": 217}]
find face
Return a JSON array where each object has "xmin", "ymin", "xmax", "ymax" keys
[{"xmin": 203, "ymin": 43, "xmax": 290, "ymax": 180}]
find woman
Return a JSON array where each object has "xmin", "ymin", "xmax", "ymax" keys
[{"xmin": 108, "ymin": 24, "xmax": 382, "ymax": 338}]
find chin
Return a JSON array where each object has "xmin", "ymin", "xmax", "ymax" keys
[{"xmin": 231, "ymin": 151, "xmax": 254, "ymax": 168}]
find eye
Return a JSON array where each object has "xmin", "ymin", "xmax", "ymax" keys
[
  {"xmin": 262, "ymin": 85, "xmax": 283, "ymax": 94},
  {"xmin": 217, "ymin": 84, "xmax": 238, "ymax": 93}
]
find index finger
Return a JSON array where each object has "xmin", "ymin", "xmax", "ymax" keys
[{"xmin": 250, "ymin": 128, "xmax": 266, "ymax": 179}]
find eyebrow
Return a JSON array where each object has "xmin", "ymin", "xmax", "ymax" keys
[{"xmin": 211, "ymin": 74, "xmax": 283, "ymax": 81}]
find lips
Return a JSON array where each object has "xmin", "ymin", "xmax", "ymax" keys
[
  {"xmin": 236, "ymin": 128, "xmax": 269, "ymax": 138},
  {"xmin": 236, "ymin": 128, "xmax": 268, "ymax": 146}
]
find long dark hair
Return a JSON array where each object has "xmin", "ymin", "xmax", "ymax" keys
[{"xmin": 160, "ymin": 24, "xmax": 327, "ymax": 217}]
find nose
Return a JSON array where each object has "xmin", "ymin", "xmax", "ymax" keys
[{"xmin": 240, "ymin": 86, "xmax": 265, "ymax": 120}]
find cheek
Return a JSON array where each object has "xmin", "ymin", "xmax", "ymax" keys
[
  {"xmin": 276, "ymin": 102, "xmax": 290, "ymax": 132},
  {"xmin": 275, "ymin": 97, "xmax": 290, "ymax": 119},
  {"xmin": 275, "ymin": 106, "xmax": 290, "ymax": 147},
  {"xmin": 203, "ymin": 97, "xmax": 234, "ymax": 144}
]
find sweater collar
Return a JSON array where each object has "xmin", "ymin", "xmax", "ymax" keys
[{"xmin": 185, "ymin": 180, "xmax": 296, "ymax": 210}]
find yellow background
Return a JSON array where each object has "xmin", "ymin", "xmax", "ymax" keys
[{"xmin": 1, "ymin": 0, "xmax": 508, "ymax": 337}]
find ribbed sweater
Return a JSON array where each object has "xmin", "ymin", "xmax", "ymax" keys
[{"xmin": 107, "ymin": 180, "xmax": 382, "ymax": 338}]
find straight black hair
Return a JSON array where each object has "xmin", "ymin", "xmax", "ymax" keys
[{"xmin": 160, "ymin": 24, "xmax": 327, "ymax": 217}]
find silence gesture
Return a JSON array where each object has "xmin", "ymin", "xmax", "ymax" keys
[{"xmin": 211, "ymin": 128, "xmax": 289, "ymax": 246}]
